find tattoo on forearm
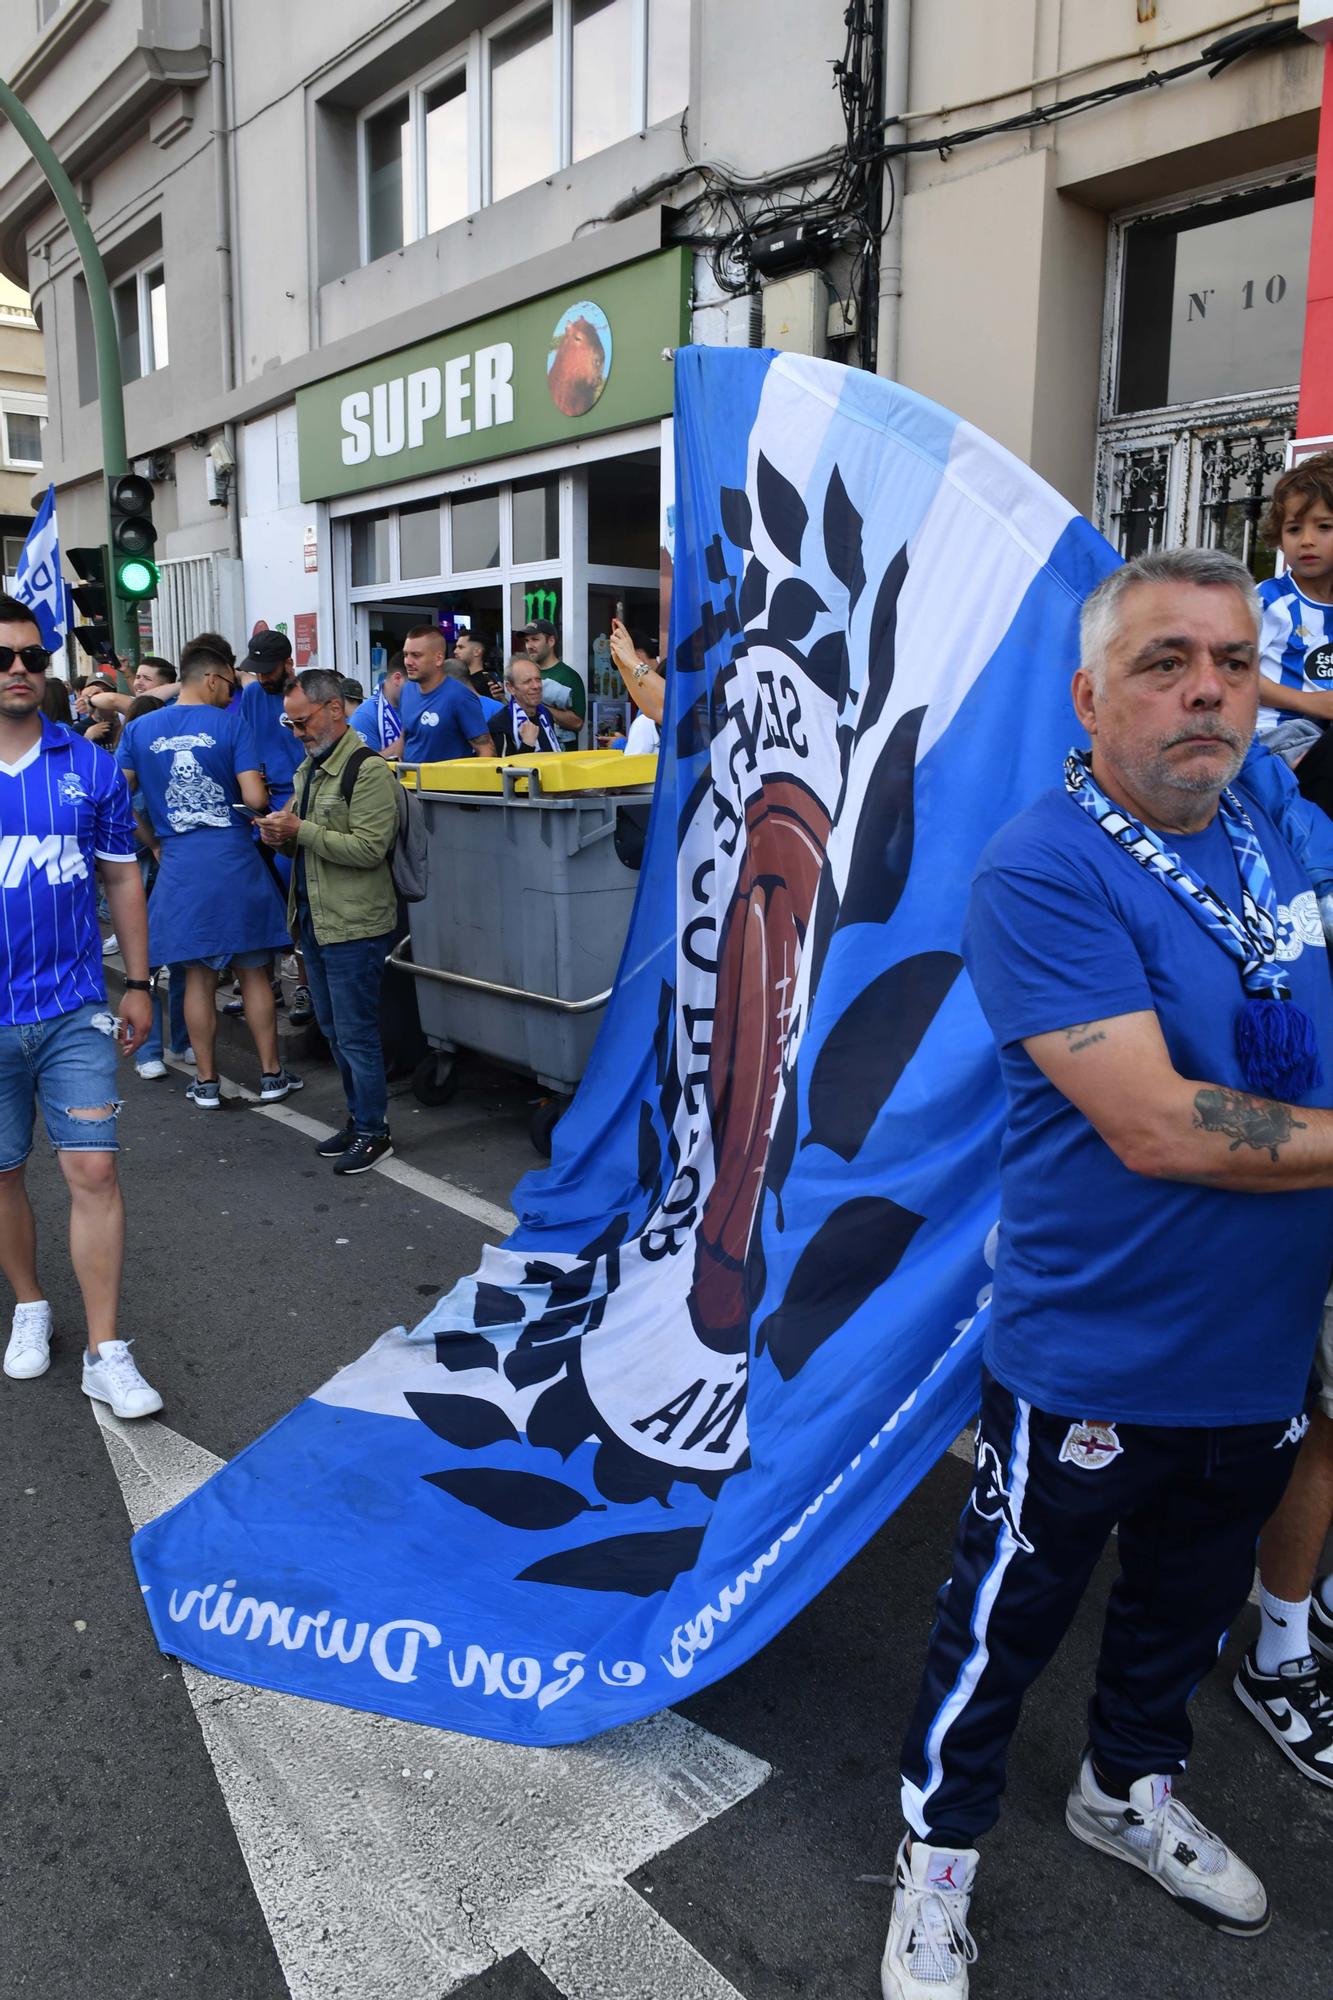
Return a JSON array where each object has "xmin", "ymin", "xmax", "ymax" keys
[
  {"xmin": 1062, "ymin": 1023, "xmax": 1107, "ymax": 1053},
  {"xmin": 1192, "ymin": 1086, "xmax": 1305, "ymax": 1161}
]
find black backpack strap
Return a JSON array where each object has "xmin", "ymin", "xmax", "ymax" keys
[{"xmin": 338, "ymin": 743, "xmax": 375, "ymax": 808}]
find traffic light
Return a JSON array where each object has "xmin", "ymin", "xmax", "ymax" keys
[
  {"xmin": 67, "ymin": 543, "xmax": 113, "ymax": 659},
  {"xmin": 108, "ymin": 471, "xmax": 158, "ymax": 603}
]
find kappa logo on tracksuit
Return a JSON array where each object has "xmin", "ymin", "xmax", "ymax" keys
[{"xmin": 970, "ymin": 1439, "xmax": 1034, "ymax": 1553}]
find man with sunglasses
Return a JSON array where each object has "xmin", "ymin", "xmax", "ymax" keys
[
  {"xmin": 0, "ymin": 594, "xmax": 163, "ymax": 1418},
  {"xmin": 119, "ymin": 636, "xmax": 298, "ymax": 1108},
  {"xmin": 259, "ymin": 671, "xmax": 399, "ymax": 1175}
]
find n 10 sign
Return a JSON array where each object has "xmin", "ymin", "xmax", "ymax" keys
[{"xmin": 1167, "ymin": 198, "xmax": 1314, "ymax": 406}]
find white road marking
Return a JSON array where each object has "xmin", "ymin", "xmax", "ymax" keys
[
  {"xmin": 162, "ymin": 1052, "xmax": 518, "ymax": 1235},
  {"xmin": 93, "ymin": 1404, "xmax": 766, "ymax": 1999}
]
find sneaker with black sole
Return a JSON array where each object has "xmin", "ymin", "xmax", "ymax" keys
[
  {"xmin": 1233, "ymin": 1648, "xmax": 1333, "ymax": 1787},
  {"xmin": 333, "ymin": 1132, "xmax": 393, "ymax": 1175},
  {"xmin": 186, "ymin": 1077, "xmax": 221, "ymax": 1109},
  {"xmin": 259, "ymin": 1069, "xmax": 303, "ymax": 1103},
  {"xmin": 1065, "ymin": 1754, "xmax": 1268, "ymax": 1935},
  {"xmin": 4, "ymin": 1300, "xmax": 52, "ymax": 1380},
  {"xmin": 81, "ymin": 1339, "xmax": 163, "ymax": 1419},
  {"xmin": 880, "ymin": 1835, "xmax": 978, "ymax": 2000},
  {"xmin": 1311, "ymin": 1585, "xmax": 1333, "ymax": 1665},
  {"xmin": 315, "ymin": 1124, "xmax": 356, "ymax": 1158}
]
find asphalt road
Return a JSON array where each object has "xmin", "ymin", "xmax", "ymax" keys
[{"xmin": 2, "ymin": 1011, "xmax": 1330, "ymax": 2000}]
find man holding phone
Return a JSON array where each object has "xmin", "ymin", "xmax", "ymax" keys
[{"xmin": 0, "ymin": 594, "xmax": 164, "ymax": 1418}]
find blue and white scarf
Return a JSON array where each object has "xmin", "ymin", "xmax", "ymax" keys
[
  {"xmin": 371, "ymin": 691, "xmax": 402, "ymax": 751},
  {"xmin": 1064, "ymin": 748, "xmax": 1322, "ymax": 1099},
  {"xmin": 506, "ymin": 697, "xmax": 561, "ymax": 755}
]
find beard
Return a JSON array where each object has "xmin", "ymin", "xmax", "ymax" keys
[{"xmin": 1125, "ymin": 722, "xmax": 1248, "ymax": 799}]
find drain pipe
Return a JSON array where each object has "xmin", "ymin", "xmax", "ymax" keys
[
  {"xmin": 876, "ymin": 0, "xmax": 910, "ymax": 381},
  {"xmin": 208, "ymin": 0, "xmax": 241, "ymax": 559}
]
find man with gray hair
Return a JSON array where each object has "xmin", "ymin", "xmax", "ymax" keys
[
  {"xmin": 259, "ymin": 670, "xmax": 400, "ymax": 1176},
  {"xmin": 882, "ymin": 549, "xmax": 1333, "ymax": 1999}
]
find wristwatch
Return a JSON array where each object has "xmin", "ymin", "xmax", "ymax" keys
[{"xmin": 123, "ymin": 978, "xmax": 153, "ymax": 992}]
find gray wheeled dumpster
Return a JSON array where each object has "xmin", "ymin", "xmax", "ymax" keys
[{"xmin": 391, "ymin": 750, "xmax": 656, "ymax": 1149}]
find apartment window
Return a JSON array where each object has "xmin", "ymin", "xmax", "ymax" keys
[
  {"xmin": 571, "ymin": 0, "xmax": 633, "ymax": 165},
  {"xmin": 3, "ymin": 534, "xmax": 26, "ymax": 578},
  {"xmin": 490, "ymin": 9, "xmax": 555, "ymax": 202},
  {"xmin": 357, "ymin": 0, "xmax": 689, "ymax": 262},
  {"xmin": 115, "ymin": 261, "xmax": 169, "ymax": 382},
  {"xmin": 2, "ymin": 407, "xmax": 43, "ymax": 468}
]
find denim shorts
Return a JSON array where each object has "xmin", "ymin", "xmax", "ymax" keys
[
  {"xmin": 184, "ymin": 949, "xmax": 274, "ymax": 972},
  {"xmin": 0, "ymin": 1002, "xmax": 121, "ymax": 1170}
]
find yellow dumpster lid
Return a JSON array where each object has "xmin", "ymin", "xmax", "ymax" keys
[{"xmin": 402, "ymin": 749, "xmax": 658, "ymax": 797}]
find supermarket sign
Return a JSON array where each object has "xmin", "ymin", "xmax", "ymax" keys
[{"xmin": 296, "ymin": 248, "xmax": 689, "ymax": 502}]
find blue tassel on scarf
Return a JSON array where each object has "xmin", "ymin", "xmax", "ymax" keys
[{"xmin": 1236, "ymin": 998, "xmax": 1323, "ymax": 1099}]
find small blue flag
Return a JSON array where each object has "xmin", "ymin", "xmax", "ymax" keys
[{"xmin": 14, "ymin": 483, "xmax": 68, "ymax": 653}]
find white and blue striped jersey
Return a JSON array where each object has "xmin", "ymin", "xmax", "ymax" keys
[
  {"xmin": 0, "ymin": 717, "xmax": 136, "ymax": 1025},
  {"xmin": 1256, "ymin": 572, "xmax": 1333, "ymax": 732}
]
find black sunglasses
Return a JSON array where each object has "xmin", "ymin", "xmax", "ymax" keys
[{"xmin": 0, "ymin": 644, "xmax": 51, "ymax": 674}]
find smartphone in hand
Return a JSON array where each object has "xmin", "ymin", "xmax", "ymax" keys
[{"xmin": 232, "ymin": 803, "xmax": 262, "ymax": 821}]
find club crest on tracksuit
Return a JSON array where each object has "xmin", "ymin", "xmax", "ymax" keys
[
  {"xmin": 971, "ymin": 1439, "xmax": 1033, "ymax": 1552},
  {"xmin": 1058, "ymin": 1420, "xmax": 1123, "ymax": 1470}
]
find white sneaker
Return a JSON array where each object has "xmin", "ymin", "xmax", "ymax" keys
[
  {"xmin": 4, "ymin": 1300, "xmax": 52, "ymax": 1380},
  {"xmin": 1065, "ymin": 1755, "xmax": 1268, "ymax": 1934},
  {"xmin": 880, "ymin": 1836, "xmax": 978, "ymax": 1999},
  {"xmin": 101, "ymin": 932, "xmax": 119, "ymax": 957},
  {"xmin": 135, "ymin": 1058, "xmax": 168, "ymax": 1080},
  {"xmin": 81, "ymin": 1339, "xmax": 163, "ymax": 1419}
]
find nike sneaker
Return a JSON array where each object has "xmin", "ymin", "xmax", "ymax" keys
[
  {"xmin": 880, "ymin": 1835, "xmax": 978, "ymax": 1999},
  {"xmin": 1234, "ymin": 1648, "xmax": 1333, "ymax": 1788},
  {"xmin": 1065, "ymin": 1755, "xmax": 1268, "ymax": 1934},
  {"xmin": 1311, "ymin": 1583, "xmax": 1333, "ymax": 1666}
]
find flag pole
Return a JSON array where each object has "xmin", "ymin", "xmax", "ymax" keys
[{"xmin": 0, "ymin": 76, "xmax": 136, "ymax": 668}]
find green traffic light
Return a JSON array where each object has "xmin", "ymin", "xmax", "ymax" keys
[{"xmin": 116, "ymin": 556, "xmax": 158, "ymax": 600}]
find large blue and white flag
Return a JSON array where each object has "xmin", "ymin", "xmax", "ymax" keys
[
  {"xmin": 13, "ymin": 483, "xmax": 68, "ymax": 652},
  {"xmin": 133, "ymin": 351, "xmax": 1118, "ymax": 1742}
]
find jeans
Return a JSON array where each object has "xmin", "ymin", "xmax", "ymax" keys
[
  {"xmin": 298, "ymin": 916, "xmax": 393, "ymax": 1136},
  {"xmin": 0, "ymin": 1002, "xmax": 121, "ymax": 1169},
  {"xmin": 139, "ymin": 966, "xmax": 189, "ymax": 1064}
]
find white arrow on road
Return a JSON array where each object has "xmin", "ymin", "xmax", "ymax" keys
[{"xmin": 95, "ymin": 1404, "xmax": 768, "ymax": 1999}]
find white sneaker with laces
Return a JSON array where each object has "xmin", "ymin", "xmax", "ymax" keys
[
  {"xmin": 135, "ymin": 1058, "xmax": 168, "ymax": 1080},
  {"xmin": 4, "ymin": 1300, "xmax": 52, "ymax": 1380},
  {"xmin": 1065, "ymin": 1755, "xmax": 1268, "ymax": 1934},
  {"xmin": 81, "ymin": 1339, "xmax": 163, "ymax": 1419},
  {"xmin": 880, "ymin": 1836, "xmax": 978, "ymax": 2000}
]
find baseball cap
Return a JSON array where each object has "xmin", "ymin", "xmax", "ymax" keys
[
  {"xmin": 246, "ymin": 630, "xmax": 293, "ymax": 668},
  {"xmin": 521, "ymin": 619, "xmax": 558, "ymax": 639}
]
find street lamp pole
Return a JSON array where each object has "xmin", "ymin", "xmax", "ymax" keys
[{"xmin": 0, "ymin": 76, "xmax": 136, "ymax": 663}]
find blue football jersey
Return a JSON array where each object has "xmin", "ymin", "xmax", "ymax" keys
[
  {"xmin": 0, "ymin": 717, "xmax": 136, "ymax": 1025},
  {"xmin": 1256, "ymin": 572, "xmax": 1333, "ymax": 731}
]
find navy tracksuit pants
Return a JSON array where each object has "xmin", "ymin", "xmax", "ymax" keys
[{"xmin": 899, "ymin": 1366, "xmax": 1305, "ymax": 1844}]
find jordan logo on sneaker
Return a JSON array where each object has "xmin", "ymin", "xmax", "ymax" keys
[
  {"xmin": 929, "ymin": 1862, "xmax": 960, "ymax": 1890},
  {"xmin": 971, "ymin": 1439, "xmax": 1034, "ymax": 1553}
]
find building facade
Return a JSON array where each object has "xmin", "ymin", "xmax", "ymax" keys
[
  {"xmin": 0, "ymin": 1, "xmax": 1321, "ymax": 708},
  {"xmin": 0, "ymin": 275, "xmax": 48, "ymax": 581}
]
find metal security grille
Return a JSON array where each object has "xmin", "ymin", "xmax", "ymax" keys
[
  {"xmin": 151, "ymin": 553, "xmax": 245, "ymax": 664},
  {"xmin": 1096, "ymin": 402, "xmax": 1296, "ymax": 582}
]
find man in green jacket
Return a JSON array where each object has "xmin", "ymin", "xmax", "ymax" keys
[{"xmin": 258, "ymin": 669, "xmax": 399, "ymax": 1175}]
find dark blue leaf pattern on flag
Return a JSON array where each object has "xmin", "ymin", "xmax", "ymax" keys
[{"xmin": 131, "ymin": 350, "xmax": 1120, "ymax": 1742}]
